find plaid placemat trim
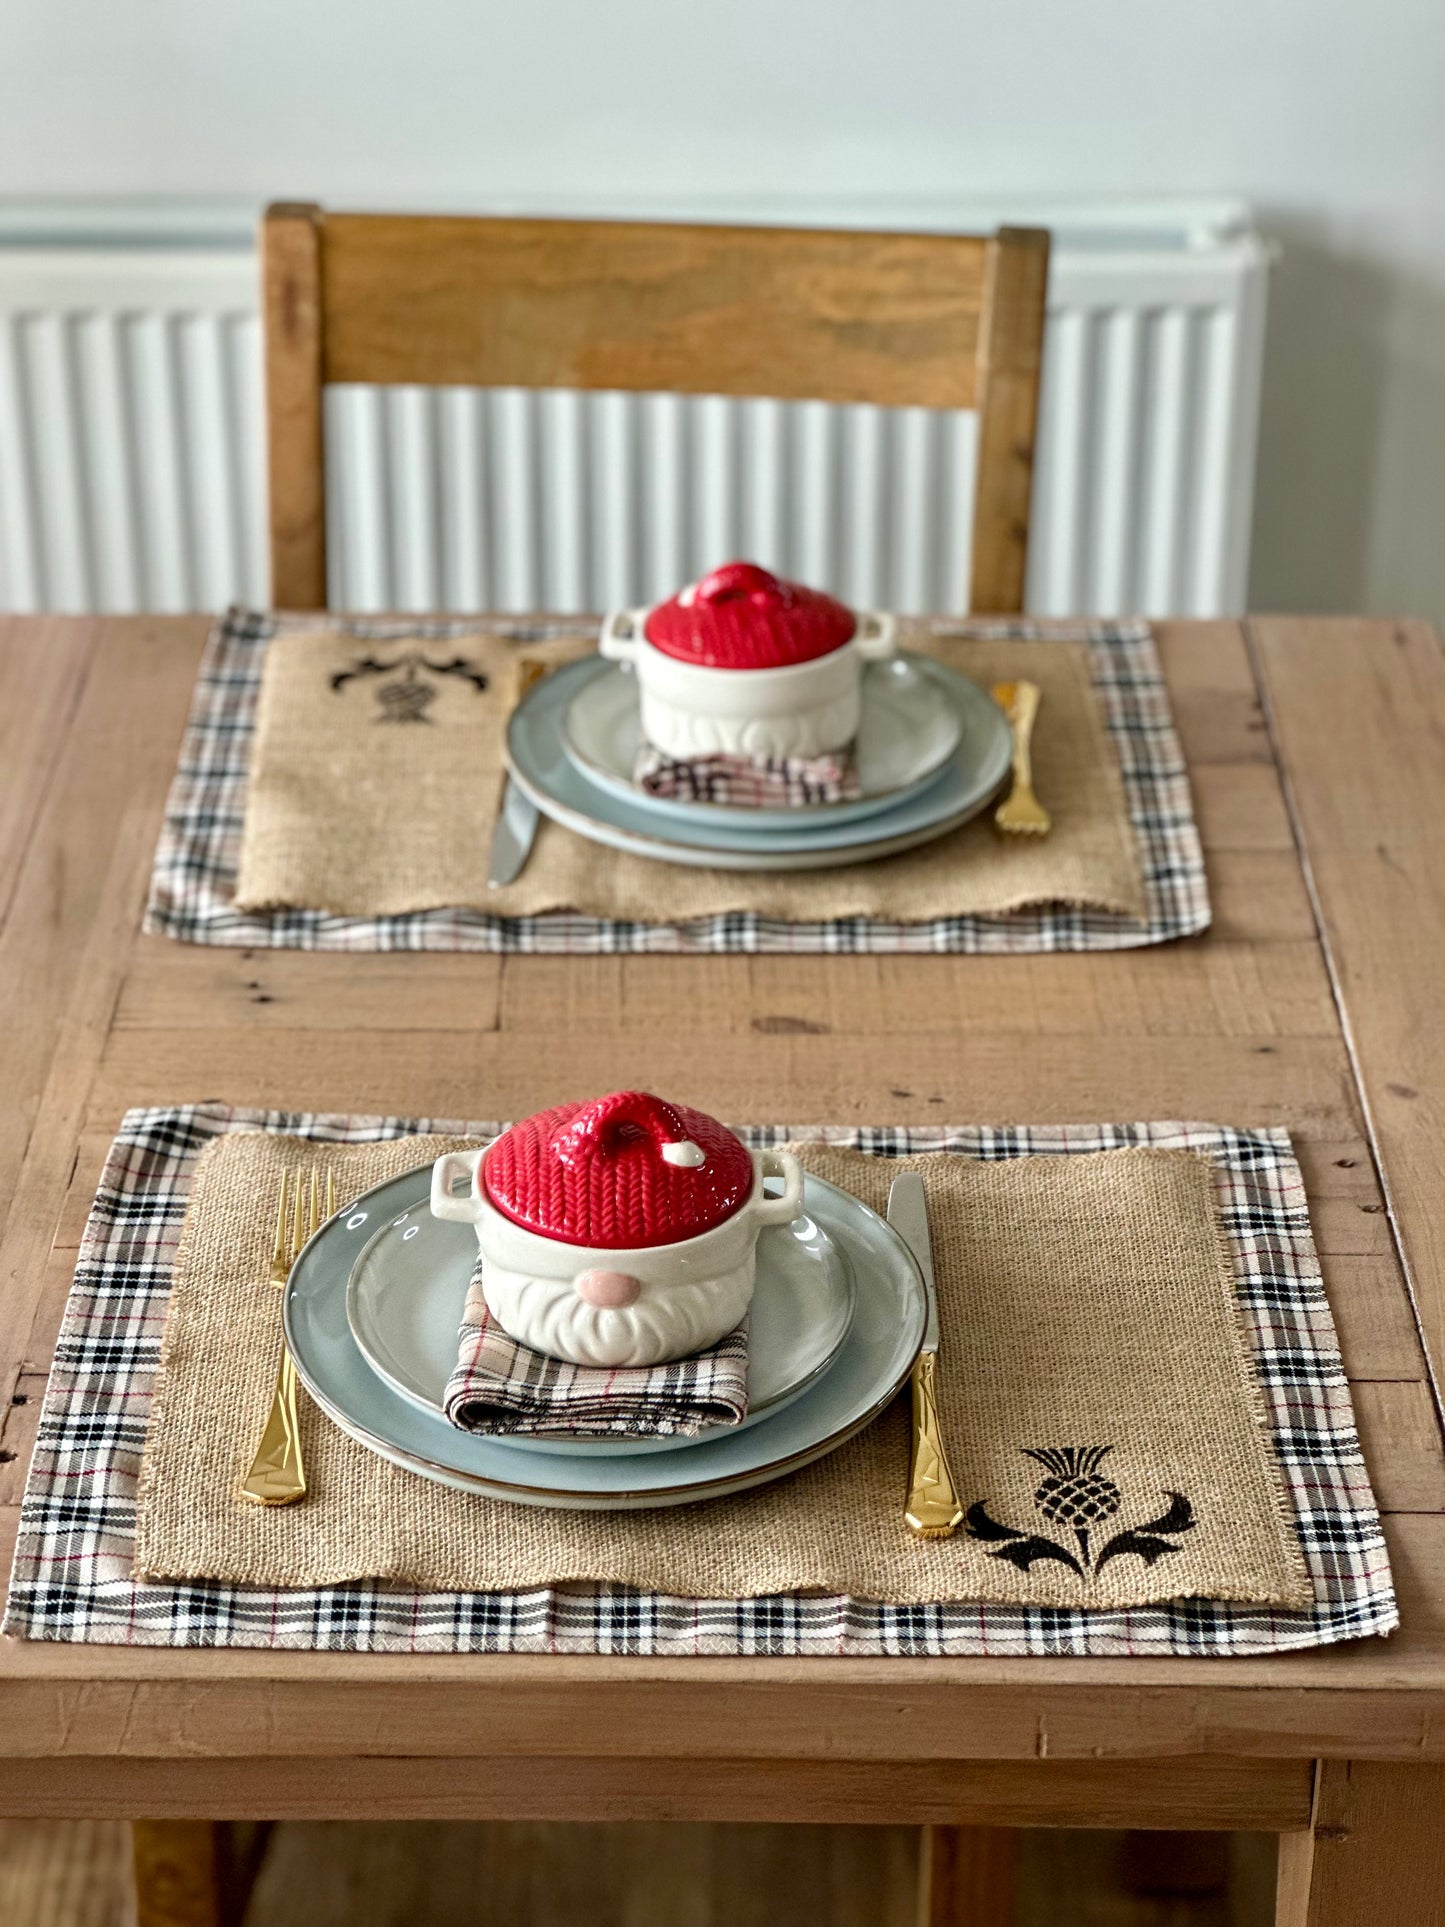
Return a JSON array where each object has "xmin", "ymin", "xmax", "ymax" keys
[
  {"xmin": 3, "ymin": 1106, "xmax": 1393, "ymax": 1656},
  {"xmin": 142, "ymin": 610, "xmax": 1209, "ymax": 954}
]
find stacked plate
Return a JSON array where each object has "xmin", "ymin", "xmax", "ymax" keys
[
  {"xmin": 504, "ymin": 654, "xmax": 1014, "ymax": 871},
  {"xmin": 282, "ymin": 1163, "xmax": 927, "ymax": 1511}
]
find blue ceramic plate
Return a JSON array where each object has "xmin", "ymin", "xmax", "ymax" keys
[
  {"xmin": 504, "ymin": 655, "xmax": 1011, "ymax": 871},
  {"xmin": 283, "ymin": 1167, "xmax": 925, "ymax": 1510}
]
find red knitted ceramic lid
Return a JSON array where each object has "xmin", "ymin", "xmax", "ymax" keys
[
  {"xmin": 643, "ymin": 561, "xmax": 857, "ymax": 669},
  {"xmin": 480, "ymin": 1091, "xmax": 755, "ymax": 1249}
]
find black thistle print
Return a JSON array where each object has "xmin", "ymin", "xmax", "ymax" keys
[
  {"xmin": 330, "ymin": 652, "xmax": 489, "ymax": 722},
  {"xmin": 966, "ymin": 1445, "xmax": 1195, "ymax": 1581}
]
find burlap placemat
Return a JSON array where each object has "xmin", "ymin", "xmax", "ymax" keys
[
  {"xmin": 134, "ymin": 1131, "xmax": 1309, "ymax": 1608},
  {"xmin": 233, "ymin": 631, "xmax": 1147, "ymax": 923}
]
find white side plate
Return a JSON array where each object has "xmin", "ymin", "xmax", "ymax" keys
[
  {"xmin": 562, "ymin": 653, "xmax": 964, "ymax": 831},
  {"xmin": 346, "ymin": 1176, "xmax": 856, "ymax": 1457}
]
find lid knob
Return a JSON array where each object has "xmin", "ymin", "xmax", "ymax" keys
[
  {"xmin": 685, "ymin": 561, "xmax": 791, "ymax": 610},
  {"xmin": 660, "ymin": 1139, "xmax": 705, "ymax": 1167}
]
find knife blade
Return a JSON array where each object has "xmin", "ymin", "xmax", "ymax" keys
[
  {"xmin": 887, "ymin": 1171, "xmax": 939, "ymax": 1352},
  {"xmin": 887, "ymin": 1171, "xmax": 963, "ymax": 1538},
  {"xmin": 488, "ymin": 657, "xmax": 550, "ymax": 889},
  {"xmin": 487, "ymin": 776, "xmax": 541, "ymax": 889}
]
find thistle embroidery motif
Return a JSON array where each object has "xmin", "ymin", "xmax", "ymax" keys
[
  {"xmin": 965, "ymin": 1445, "xmax": 1195, "ymax": 1581},
  {"xmin": 330, "ymin": 652, "xmax": 489, "ymax": 722}
]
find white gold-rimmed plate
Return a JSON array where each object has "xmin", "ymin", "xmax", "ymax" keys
[
  {"xmin": 561, "ymin": 654, "xmax": 964, "ymax": 831},
  {"xmin": 282, "ymin": 1165, "xmax": 926, "ymax": 1510},
  {"xmin": 505, "ymin": 656, "xmax": 1011, "ymax": 873},
  {"xmin": 345, "ymin": 1169, "xmax": 857, "ymax": 1457}
]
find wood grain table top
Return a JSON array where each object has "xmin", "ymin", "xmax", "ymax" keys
[{"xmin": 1, "ymin": 613, "xmax": 1443, "ymax": 1817}]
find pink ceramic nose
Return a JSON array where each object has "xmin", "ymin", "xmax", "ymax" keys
[{"xmin": 575, "ymin": 1269, "xmax": 642, "ymax": 1309}]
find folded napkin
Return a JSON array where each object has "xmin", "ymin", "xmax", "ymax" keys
[
  {"xmin": 441, "ymin": 1263, "xmax": 750, "ymax": 1437},
  {"xmin": 633, "ymin": 744, "xmax": 862, "ymax": 809}
]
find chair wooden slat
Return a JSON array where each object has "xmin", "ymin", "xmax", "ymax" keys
[{"xmin": 262, "ymin": 204, "xmax": 1050, "ymax": 614}]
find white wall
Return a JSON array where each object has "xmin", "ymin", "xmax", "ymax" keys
[{"xmin": 3, "ymin": 0, "xmax": 1443, "ymax": 618}]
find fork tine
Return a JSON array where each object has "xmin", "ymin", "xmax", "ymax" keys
[
  {"xmin": 291, "ymin": 1167, "xmax": 305, "ymax": 1267},
  {"xmin": 272, "ymin": 1170, "xmax": 289, "ymax": 1270},
  {"xmin": 327, "ymin": 1166, "xmax": 337, "ymax": 1222},
  {"xmin": 309, "ymin": 1166, "xmax": 320, "ymax": 1243}
]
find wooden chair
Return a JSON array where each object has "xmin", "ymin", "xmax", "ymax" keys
[
  {"xmin": 252, "ymin": 202, "xmax": 1050, "ymax": 1927},
  {"xmin": 262, "ymin": 205, "xmax": 1050, "ymax": 615}
]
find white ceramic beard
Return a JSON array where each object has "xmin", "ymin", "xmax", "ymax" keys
[
  {"xmin": 639, "ymin": 682, "xmax": 861, "ymax": 761},
  {"xmin": 481, "ymin": 1253, "xmax": 755, "ymax": 1370}
]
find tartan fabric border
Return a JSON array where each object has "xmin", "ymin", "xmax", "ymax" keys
[
  {"xmin": 3, "ymin": 1106, "xmax": 1394, "ymax": 1657},
  {"xmin": 142, "ymin": 610, "xmax": 1209, "ymax": 954}
]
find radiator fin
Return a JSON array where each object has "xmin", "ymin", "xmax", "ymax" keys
[{"xmin": 0, "ymin": 222, "xmax": 1266, "ymax": 617}]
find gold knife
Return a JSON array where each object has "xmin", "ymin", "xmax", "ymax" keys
[{"xmin": 887, "ymin": 1171, "xmax": 964, "ymax": 1538}]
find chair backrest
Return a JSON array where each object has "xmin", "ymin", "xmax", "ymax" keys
[{"xmin": 263, "ymin": 204, "xmax": 1049, "ymax": 615}]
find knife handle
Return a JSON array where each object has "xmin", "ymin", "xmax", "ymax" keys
[
  {"xmin": 904, "ymin": 1352, "xmax": 964, "ymax": 1539},
  {"xmin": 515, "ymin": 656, "xmax": 550, "ymax": 701}
]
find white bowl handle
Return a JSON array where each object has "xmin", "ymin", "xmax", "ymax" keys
[
  {"xmin": 752, "ymin": 1146, "xmax": 805, "ymax": 1225},
  {"xmin": 854, "ymin": 611, "xmax": 898, "ymax": 660},
  {"xmin": 599, "ymin": 608, "xmax": 648, "ymax": 663},
  {"xmin": 430, "ymin": 1147, "xmax": 486, "ymax": 1223}
]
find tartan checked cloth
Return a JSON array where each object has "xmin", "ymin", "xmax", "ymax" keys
[
  {"xmin": 3, "ymin": 1106, "xmax": 1394, "ymax": 1655},
  {"xmin": 443, "ymin": 1277, "xmax": 750, "ymax": 1437},
  {"xmin": 142, "ymin": 610, "xmax": 1210, "ymax": 955},
  {"xmin": 633, "ymin": 745, "xmax": 861, "ymax": 808}
]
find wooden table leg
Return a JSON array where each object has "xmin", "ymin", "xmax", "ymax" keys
[
  {"xmin": 132, "ymin": 1821, "xmax": 271, "ymax": 1927},
  {"xmin": 917, "ymin": 1824, "xmax": 1016, "ymax": 1926},
  {"xmin": 1276, "ymin": 1762, "xmax": 1445, "ymax": 1925}
]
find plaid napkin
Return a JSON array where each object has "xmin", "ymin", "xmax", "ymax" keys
[
  {"xmin": 441, "ymin": 1263, "xmax": 750, "ymax": 1437},
  {"xmin": 633, "ymin": 743, "xmax": 862, "ymax": 808}
]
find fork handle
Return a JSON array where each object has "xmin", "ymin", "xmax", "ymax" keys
[
  {"xmin": 239, "ymin": 1346, "xmax": 307, "ymax": 1505},
  {"xmin": 1009, "ymin": 679, "xmax": 1041, "ymax": 791}
]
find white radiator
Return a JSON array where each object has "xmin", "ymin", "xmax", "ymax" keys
[{"xmin": 0, "ymin": 198, "xmax": 1268, "ymax": 617}]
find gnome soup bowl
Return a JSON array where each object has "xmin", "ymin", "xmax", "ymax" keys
[
  {"xmin": 599, "ymin": 560, "xmax": 897, "ymax": 761},
  {"xmin": 429, "ymin": 1091, "xmax": 804, "ymax": 1369}
]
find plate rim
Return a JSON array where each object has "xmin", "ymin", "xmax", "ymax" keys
[
  {"xmin": 500, "ymin": 777, "xmax": 1000, "ymax": 872},
  {"xmin": 313, "ymin": 1377, "xmax": 905, "ymax": 1509}
]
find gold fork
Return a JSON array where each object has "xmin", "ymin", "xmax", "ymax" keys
[
  {"xmin": 240, "ymin": 1166, "xmax": 335, "ymax": 1506},
  {"xmin": 991, "ymin": 679, "xmax": 1051, "ymax": 836}
]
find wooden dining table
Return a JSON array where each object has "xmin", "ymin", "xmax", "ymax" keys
[{"xmin": 1, "ymin": 612, "xmax": 1443, "ymax": 1927}]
